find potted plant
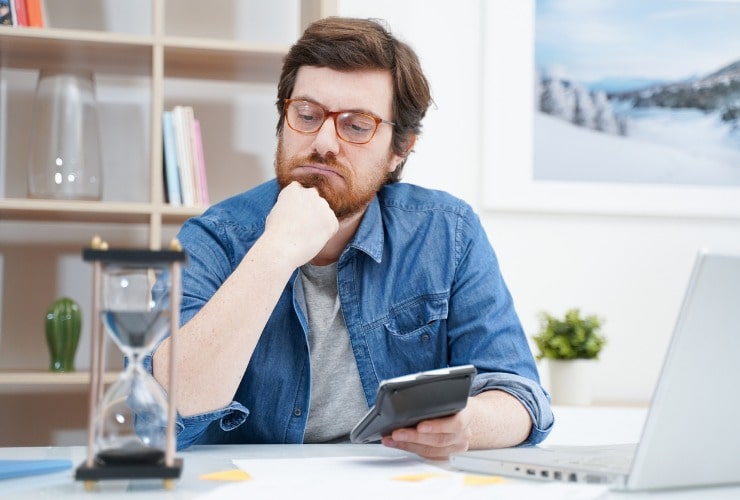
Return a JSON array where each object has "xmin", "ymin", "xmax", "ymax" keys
[{"xmin": 532, "ymin": 308, "xmax": 606, "ymax": 405}]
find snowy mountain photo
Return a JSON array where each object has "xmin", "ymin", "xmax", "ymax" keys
[{"xmin": 534, "ymin": 0, "xmax": 740, "ymax": 187}]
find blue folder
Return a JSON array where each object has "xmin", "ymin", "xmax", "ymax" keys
[{"xmin": 0, "ymin": 459, "xmax": 73, "ymax": 480}]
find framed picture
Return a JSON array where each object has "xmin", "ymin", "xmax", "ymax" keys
[{"xmin": 482, "ymin": 0, "xmax": 740, "ymax": 217}]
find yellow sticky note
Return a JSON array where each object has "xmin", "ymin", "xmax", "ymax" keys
[
  {"xmin": 199, "ymin": 469, "xmax": 252, "ymax": 481},
  {"xmin": 392, "ymin": 472, "xmax": 450, "ymax": 482},
  {"xmin": 463, "ymin": 474, "xmax": 507, "ymax": 485}
]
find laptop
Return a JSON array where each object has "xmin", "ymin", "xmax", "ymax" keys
[{"xmin": 450, "ymin": 251, "xmax": 740, "ymax": 491}]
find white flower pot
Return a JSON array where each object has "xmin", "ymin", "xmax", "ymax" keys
[{"xmin": 547, "ymin": 359, "xmax": 595, "ymax": 406}]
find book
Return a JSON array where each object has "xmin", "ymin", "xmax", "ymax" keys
[
  {"xmin": 25, "ymin": 0, "xmax": 43, "ymax": 27},
  {"xmin": 162, "ymin": 111, "xmax": 182, "ymax": 206},
  {"xmin": 192, "ymin": 118, "xmax": 209, "ymax": 206},
  {"xmin": 0, "ymin": 459, "xmax": 73, "ymax": 480},
  {"xmin": 12, "ymin": 0, "xmax": 27, "ymax": 26},
  {"xmin": 181, "ymin": 106, "xmax": 201, "ymax": 205},
  {"xmin": 1, "ymin": 0, "xmax": 13, "ymax": 26},
  {"xmin": 172, "ymin": 106, "xmax": 195, "ymax": 206},
  {"xmin": 166, "ymin": 105, "xmax": 209, "ymax": 207}
]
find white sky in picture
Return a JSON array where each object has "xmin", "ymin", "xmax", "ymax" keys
[
  {"xmin": 534, "ymin": 112, "xmax": 740, "ymax": 187},
  {"xmin": 535, "ymin": 0, "xmax": 740, "ymax": 82}
]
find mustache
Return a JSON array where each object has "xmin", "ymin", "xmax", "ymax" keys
[{"xmin": 306, "ymin": 152, "xmax": 341, "ymax": 169}]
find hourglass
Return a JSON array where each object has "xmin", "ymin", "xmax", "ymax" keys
[{"xmin": 75, "ymin": 238, "xmax": 187, "ymax": 489}]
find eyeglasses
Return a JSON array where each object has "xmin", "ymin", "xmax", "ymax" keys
[{"xmin": 284, "ymin": 99, "xmax": 395, "ymax": 144}]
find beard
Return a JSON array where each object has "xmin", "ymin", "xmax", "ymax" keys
[{"xmin": 275, "ymin": 136, "xmax": 392, "ymax": 220}]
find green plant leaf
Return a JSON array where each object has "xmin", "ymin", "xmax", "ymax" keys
[{"xmin": 531, "ymin": 308, "xmax": 606, "ymax": 360}]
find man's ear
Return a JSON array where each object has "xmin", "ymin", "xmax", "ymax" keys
[
  {"xmin": 389, "ymin": 134, "xmax": 417, "ymax": 173},
  {"xmin": 402, "ymin": 135, "xmax": 417, "ymax": 157}
]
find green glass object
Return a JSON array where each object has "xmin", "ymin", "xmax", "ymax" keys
[{"xmin": 45, "ymin": 297, "xmax": 82, "ymax": 372}]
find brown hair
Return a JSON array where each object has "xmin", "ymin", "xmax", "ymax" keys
[{"xmin": 276, "ymin": 17, "xmax": 432, "ymax": 183}]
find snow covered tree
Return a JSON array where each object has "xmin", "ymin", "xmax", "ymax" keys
[
  {"xmin": 593, "ymin": 91, "xmax": 619, "ymax": 134},
  {"xmin": 534, "ymin": 69, "xmax": 544, "ymax": 111},
  {"xmin": 540, "ymin": 76, "xmax": 574, "ymax": 121},
  {"xmin": 572, "ymin": 85, "xmax": 596, "ymax": 128}
]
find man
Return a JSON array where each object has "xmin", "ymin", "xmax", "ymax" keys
[{"xmin": 150, "ymin": 17, "xmax": 553, "ymax": 460}]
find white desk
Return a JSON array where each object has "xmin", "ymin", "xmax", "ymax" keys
[{"xmin": 1, "ymin": 406, "xmax": 739, "ymax": 499}]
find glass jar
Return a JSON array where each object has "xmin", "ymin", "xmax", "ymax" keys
[{"xmin": 27, "ymin": 70, "xmax": 103, "ymax": 200}]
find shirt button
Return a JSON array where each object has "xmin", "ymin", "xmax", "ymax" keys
[
  {"xmin": 293, "ymin": 408, "xmax": 302, "ymax": 417},
  {"xmin": 421, "ymin": 333, "xmax": 430, "ymax": 342}
]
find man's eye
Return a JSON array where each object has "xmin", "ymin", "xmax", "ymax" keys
[
  {"xmin": 298, "ymin": 112, "xmax": 320, "ymax": 123},
  {"xmin": 345, "ymin": 116, "xmax": 374, "ymax": 132},
  {"xmin": 349, "ymin": 123, "xmax": 372, "ymax": 133}
]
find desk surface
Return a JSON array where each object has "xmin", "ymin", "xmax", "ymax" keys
[{"xmin": 1, "ymin": 406, "xmax": 738, "ymax": 499}]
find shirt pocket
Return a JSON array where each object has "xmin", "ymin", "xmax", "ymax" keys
[{"xmin": 384, "ymin": 295, "xmax": 449, "ymax": 338}]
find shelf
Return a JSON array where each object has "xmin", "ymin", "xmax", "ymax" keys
[
  {"xmin": 0, "ymin": 198, "xmax": 205, "ymax": 224},
  {"xmin": 160, "ymin": 204, "xmax": 207, "ymax": 223},
  {"xmin": 0, "ymin": 28, "xmax": 286, "ymax": 82},
  {"xmin": 0, "ymin": 28, "xmax": 153, "ymax": 76},
  {"xmin": 0, "ymin": 371, "xmax": 119, "ymax": 394}
]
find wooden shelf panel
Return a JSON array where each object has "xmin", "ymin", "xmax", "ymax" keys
[
  {"xmin": 160, "ymin": 204, "xmax": 206, "ymax": 223},
  {"xmin": 0, "ymin": 371, "xmax": 118, "ymax": 394},
  {"xmin": 0, "ymin": 28, "xmax": 153, "ymax": 76},
  {"xmin": 0, "ymin": 198, "xmax": 204, "ymax": 224},
  {"xmin": 0, "ymin": 28, "xmax": 286, "ymax": 82}
]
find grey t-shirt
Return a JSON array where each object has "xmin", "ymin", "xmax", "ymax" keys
[{"xmin": 299, "ymin": 262, "xmax": 368, "ymax": 443}]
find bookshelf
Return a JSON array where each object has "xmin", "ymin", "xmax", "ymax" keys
[{"xmin": 0, "ymin": 0, "xmax": 336, "ymax": 445}]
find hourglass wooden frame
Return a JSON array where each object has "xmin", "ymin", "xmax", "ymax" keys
[{"xmin": 75, "ymin": 243, "xmax": 187, "ymax": 489}]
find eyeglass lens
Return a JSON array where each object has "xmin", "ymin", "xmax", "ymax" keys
[{"xmin": 286, "ymin": 100, "xmax": 380, "ymax": 144}]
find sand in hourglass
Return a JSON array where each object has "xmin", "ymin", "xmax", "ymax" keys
[{"xmin": 102, "ymin": 310, "xmax": 170, "ymax": 351}]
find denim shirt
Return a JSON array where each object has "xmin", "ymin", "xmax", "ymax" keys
[{"xmin": 145, "ymin": 179, "xmax": 553, "ymax": 449}]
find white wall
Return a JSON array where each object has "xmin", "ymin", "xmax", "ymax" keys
[
  {"xmin": 339, "ymin": 0, "xmax": 740, "ymax": 403},
  {"xmin": 337, "ymin": 0, "xmax": 483, "ymax": 203}
]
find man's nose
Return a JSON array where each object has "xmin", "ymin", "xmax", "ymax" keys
[{"xmin": 311, "ymin": 116, "xmax": 341, "ymax": 156}]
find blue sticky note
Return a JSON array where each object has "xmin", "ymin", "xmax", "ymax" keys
[{"xmin": 0, "ymin": 459, "xmax": 73, "ymax": 480}]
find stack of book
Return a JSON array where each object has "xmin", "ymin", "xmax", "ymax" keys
[
  {"xmin": 162, "ymin": 106, "xmax": 209, "ymax": 207},
  {"xmin": 1, "ymin": 0, "xmax": 45, "ymax": 27}
]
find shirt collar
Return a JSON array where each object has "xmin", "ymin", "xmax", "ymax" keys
[{"xmin": 344, "ymin": 193, "xmax": 384, "ymax": 264}]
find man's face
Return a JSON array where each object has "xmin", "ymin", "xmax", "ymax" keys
[{"xmin": 276, "ymin": 66, "xmax": 404, "ymax": 220}]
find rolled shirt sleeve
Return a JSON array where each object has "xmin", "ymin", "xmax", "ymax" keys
[
  {"xmin": 471, "ymin": 372, "xmax": 554, "ymax": 446},
  {"xmin": 141, "ymin": 352, "xmax": 250, "ymax": 449}
]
